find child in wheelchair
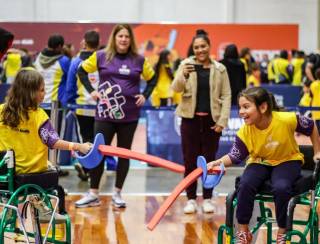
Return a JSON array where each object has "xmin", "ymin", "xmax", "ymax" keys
[
  {"xmin": 207, "ymin": 87, "xmax": 320, "ymax": 244},
  {"xmin": 0, "ymin": 68, "xmax": 91, "ymax": 220}
]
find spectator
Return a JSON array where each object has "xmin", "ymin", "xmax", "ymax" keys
[
  {"xmin": 272, "ymin": 50, "xmax": 292, "ymax": 84},
  {"xmin": 75, "ymin": 24, "xmax": 157, "ymax": 209},
  {"xmin": 259, "ymin": 53, "xmax": 269, "ymax": 84},
  {"xmin": 291, "ymin": 50, "xmax": 305, "ymax": 86},
  {"xmin": 220, "ymin": 44, "xmax": 246, "ymax": 105},
  {"xmin": 310, "ymin": 68, "xmax": 320, "ymax": 132},
  {"xmin": 151, "ymin": 49, "xmax": 175, "ymax": 107},
  {"xmin": 65, "ymin": 30, "xmax": 100, "ymax": 181},
  {"xmin": 247, "ymin": 63, "xmax": 261, "ymax": 87},
  {"xmin": 172, "ymin": 29, "xmax": 231, "ymax": 214},
  {"xmin": 305, "ymin": 52, "xmax": 320, "ymax": 82},
  {"xmin": 34, "ymin": 34, "xmax": 70, "ymax": 107}
]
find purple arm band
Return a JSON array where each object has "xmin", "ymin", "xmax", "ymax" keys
[
  {"xmin": 39, "ymin": 120, "xmax": 60, "ymax": 149},
  {"xmin": 295, "ymin": 114, "xmax": 314, "ymax": 136},
  {"xmin": 227, "ymin": 136, "xmax": 249, "ymax": 164}
]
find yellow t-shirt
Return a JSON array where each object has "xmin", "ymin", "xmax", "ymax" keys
[
  {"xmin": 0, "ymin": 104, "xmax": 49, "ymax": 174},
  {"xmin": 237, "ymin": 111, "xmax": 303, "ymax": 166},
  {"xmin": 247, "ymin": 74, "xmax": 260, "ymax": 87},
  {"xmin": 299, "ymin": 93, "xmax": 312, "ymax": 107},
  {"xmin": 291, "ymin": 57, "xmax": 304, "ymax": 86},
  {"xmin": 3, "ymin": 53, "xmax": 22, "ymax": 84},
  {"xmin": 310, "ymin": 80, "xmax": 320, "ymax": 120},
  {"xmin": 151, "ymin": 64, "xmax": 174, "ymax": 106}
]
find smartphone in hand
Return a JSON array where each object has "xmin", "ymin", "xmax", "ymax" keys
[{"xmin": 193, "ymin": 64, "xmax": 203, "ymax": 72}]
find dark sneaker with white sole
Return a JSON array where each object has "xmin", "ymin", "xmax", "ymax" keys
[{"xmin": 74, "ymin": 162, "xmax": 89, "ymax": 181}]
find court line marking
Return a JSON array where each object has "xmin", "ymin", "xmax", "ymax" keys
[{"xmin": 67, "ymin": 192, "xmax": 228, "ymax": 197}]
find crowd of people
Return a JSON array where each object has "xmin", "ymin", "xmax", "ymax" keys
[{"xmin": 1, "ymin": 25, "xmax": 320, "ymax": 244}]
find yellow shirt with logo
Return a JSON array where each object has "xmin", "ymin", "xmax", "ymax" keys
[
  {"xmin": 237, "ymin": 111, "xmax": 303, "ymax": 166},
  {"xmin": 0, "ymin": 104, "xmax": 49, "ymax": 174}
]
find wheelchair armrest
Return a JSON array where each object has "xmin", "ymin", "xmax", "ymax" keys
[
  {"xmin": 286, "ymin": 195, "xmax": 300, "ymax": 231},
  {"xmin": 225, "ymin": 190, "xmax": 237, "ymax": 227}
]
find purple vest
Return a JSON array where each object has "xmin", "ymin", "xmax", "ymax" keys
[{"xmin": 95, "ymin": 50, "xmax": 145, "ymax": 122}]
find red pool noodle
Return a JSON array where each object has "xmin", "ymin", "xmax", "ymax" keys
[
  {"xmin": 99, "ymin": 145, "xmax": 185, "ymax": 173},
  {"xmin": 147, "ymin": 167, "xmax": 203, "ymax": 230}
]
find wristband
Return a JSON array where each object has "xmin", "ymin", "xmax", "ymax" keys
[{"xmin": 68, "ymin": 142, "xmax": 74, "ymax": 151}]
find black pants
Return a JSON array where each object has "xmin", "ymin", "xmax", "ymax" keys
[
  {"xmin": 236, "ymin": 161, "xmax": 301, "ymax": 228},
  {"xmin": 180, "ymin": 115, "xmax": 221, "ymax": 200},
  {"xmin": 89, "ymin": 120, "xmax": 138, "ymax": 189},
  {"xmin": 77, "ymin": 115, "xmax": 95, "ymax": 174}
]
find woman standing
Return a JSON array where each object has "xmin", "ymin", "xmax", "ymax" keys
[
  {"xmin": 76, "ymin": 24, "xmax": 156, "ymax": 208},
  {"xmin": 220, "ymin": 44, "xmax": 246, "ymax": 105},
  {"xmin": 151, "ymin": 49, "xmax": 174, "ymax": 107},
  {"xmin": 172, "ymin": 30, "xmax": 231, "ymax": 214}
]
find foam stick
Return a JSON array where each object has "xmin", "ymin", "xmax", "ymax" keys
[
  {"xmin": 99, "ymin": 145, "xmax": 185, "ymax": 174},
  {"xmin": 147, "ymin": 156, "xmax": 225, "ymax": 230},
  {"xmin": 147, "ymin": 167, "xmax": 203, "ymax": 231},
  {"xmin": 75, "ymin": 133, "xmax": 105, "ymax": 169}
]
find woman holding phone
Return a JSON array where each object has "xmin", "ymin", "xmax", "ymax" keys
[{"xmin": 171, "ymin": 29, "xmax": 231, "ymax": 214}]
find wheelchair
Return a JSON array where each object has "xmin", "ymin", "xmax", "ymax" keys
[
  {"xmin": 0, "ymin": 150, "xmax": 71, "ymax": 244},
  {"xmin": 217, "ymin": 145, "xmax": 320, "ymax": 244}
]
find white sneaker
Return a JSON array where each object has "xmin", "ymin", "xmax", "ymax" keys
[
  {"xmin": 75, "ymin": 192, "xmax": 101, "ymax": 208},
  {"xmin": 112, "ymin": 192, "xmax": 126, "ymax": 208},
  {"xmin": 183, "ymin": 199, "xmax": 197, "ymax": 214},
  {"xmin": 202, "ymin": 199, "xmax": 214, "ymax": 213}
]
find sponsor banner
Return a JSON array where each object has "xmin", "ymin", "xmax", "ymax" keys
[{"xmin": 1, "ymin": 23, "xmax": 298, "ymax": 61}]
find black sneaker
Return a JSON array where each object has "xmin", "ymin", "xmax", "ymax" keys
[{"xmin": 74, "ymin": 163, "xmax": 89, "ymax": 181}]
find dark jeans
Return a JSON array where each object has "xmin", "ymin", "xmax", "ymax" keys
[
  {"xmin": 236, "ymin": 161, "xmax": 301, "ymax": 228},
  {"xmin": 77, "ymin": 115, "xmax": 95, "ymax": 174},
  {"xmin": 181, "ymin": 115, "xmax": 221, "ymax": 200},
  {"xmin": 89, "ymin": 120, "xmax": 138, "ymax": 189}
]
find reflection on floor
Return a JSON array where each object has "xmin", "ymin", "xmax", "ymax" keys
[{"xmin": 67, "ymin": 195, "xmax": 311, "ymax": 243}]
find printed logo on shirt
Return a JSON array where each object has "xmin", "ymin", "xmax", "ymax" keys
[
  {"xmin": 264, "ymin": 135, "xmax": 279, "ymax": 150},
  {"xmin": 118, "ymin": 65, "xmax": 130, "ymax": 75},
  {"xmin": 97, "ymin": 80, "xmax": 126, "ymax": 119},
  {"xmin": 88, "ymin": 72, "xmax": 99, "ymax": 85},
  {"xmin": 13, "ymin": 128, "xmax": 30, "ymax": 134}
]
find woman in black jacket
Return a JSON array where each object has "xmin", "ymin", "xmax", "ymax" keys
[{"xmin": 220, "ymin": 44, "xmax": 246, "ymax": 106}]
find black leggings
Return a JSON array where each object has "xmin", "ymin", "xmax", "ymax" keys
[
  {"xmin": 89, "ymin": 120, "xmax": 138, "ymax": 189},
  {"xmin": 77, "ymin": 115, "xmax": 95, "ymax": 174}
]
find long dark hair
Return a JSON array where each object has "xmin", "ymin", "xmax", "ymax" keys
[
  {"xmin": 1, "ymin": 68, "xmax": 44, "ymax": 128},
  {"xmin": 154, "ymin": 49, "xmax": 171, "ymax": 74},
  {"xmin": 224, "ymin": 44, "xmax": 239, "ymax": 59},
  {"xmin": 238, "ymin": 87, "xmax": 281, "ymax": 115}
]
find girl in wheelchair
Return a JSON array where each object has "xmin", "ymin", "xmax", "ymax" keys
[
  {"xmin": 207, "ymin": 87, "xmax": 320, "ymax": 244},
  {"xmin": 0, "ymin": 68, "xmax": 91, "ymax": 216}
]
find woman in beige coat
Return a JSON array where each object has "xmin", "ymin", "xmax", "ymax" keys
[{"xmin": 172, "ymin": 29, "xmax": 231, "ymax": 214}]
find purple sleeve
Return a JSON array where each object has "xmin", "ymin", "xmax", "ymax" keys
[
  {"xmin": 38, "ymin": 120, "xmax": 60, "ymax": 149},
  {"xmin": 227, "ymin": 136, "xmax": 249, "ymax": 164},
  {"xmin": 295, "ymin": 114, "xmax": 314, "ymax": 136}
]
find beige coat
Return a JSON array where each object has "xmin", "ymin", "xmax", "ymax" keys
[{"xmin": 171, "ymin": 57, "xmax": 231, "ymax": 128}]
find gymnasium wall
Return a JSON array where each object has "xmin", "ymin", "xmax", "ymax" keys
[{"xmin": 0, "ymin": 0, "xmax": 318, "ymax": 53}]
